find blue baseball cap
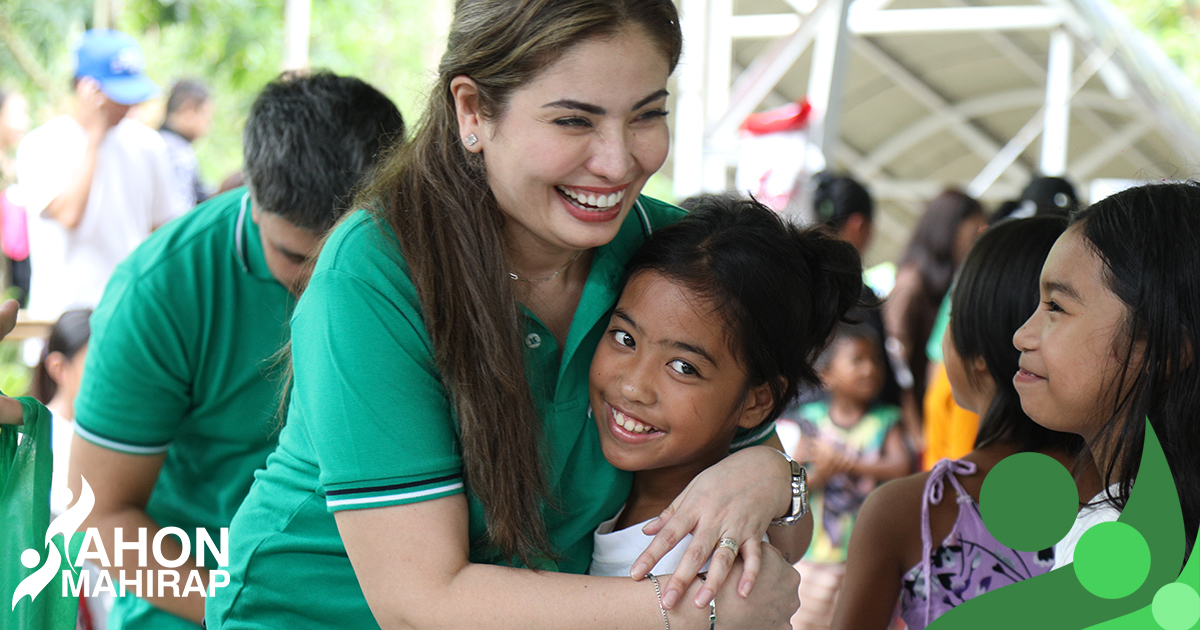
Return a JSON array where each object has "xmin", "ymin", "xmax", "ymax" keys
[{"xmin": 74, "ymin": 30, "xmax": 159, "ymax": 105}]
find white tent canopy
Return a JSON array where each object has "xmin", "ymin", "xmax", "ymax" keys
[{"xmin": 670, "ymin": 0, "xmax": 1200, "ymax": 262}]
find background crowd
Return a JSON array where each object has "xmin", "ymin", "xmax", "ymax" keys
[{"xmin": 1, "ymin": 2, "xmax": 1197, "ymax": 630}]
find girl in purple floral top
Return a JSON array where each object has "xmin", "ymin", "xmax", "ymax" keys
[{"xmin": 830, "ymin": 216, "xmax": 1100, "ymax": 630}]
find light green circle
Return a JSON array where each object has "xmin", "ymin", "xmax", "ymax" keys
[
  {"xmin": 979, "ymin": 452, "xmax": 1078, "ymax": 552},
  {"xmin": 1153, "ymin": 583, "xmax": 1200, "ymax": 630},
  {"xmin": 1073, "ymin": 521, "xmax": 1151, "ymax": 599}
]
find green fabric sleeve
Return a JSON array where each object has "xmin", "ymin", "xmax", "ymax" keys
[{"xmin": 74, "ymin": 265, "xmax": 191, "ymax": 453}]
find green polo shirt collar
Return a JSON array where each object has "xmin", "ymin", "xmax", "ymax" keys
[
  {"xmin": 555, "ymin": 200, "xmax": 656, "ymax": 378},
  {"xmin": 237, "ymin": 191, "xmax": 277, "ymax": 283}
]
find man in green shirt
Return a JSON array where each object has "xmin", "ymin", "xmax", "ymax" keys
[{"xmin": 68, "ymin": 72, "xmax": 404, "ymax": 630}]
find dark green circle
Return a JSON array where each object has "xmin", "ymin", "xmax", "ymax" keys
[
  {"xmin": 979, "ymin": 452, "xmax": 1077, "ymax": 552},
  {"xmin": 1074, "ymin": 521, "xmax": 1150, "ymax": 599}
]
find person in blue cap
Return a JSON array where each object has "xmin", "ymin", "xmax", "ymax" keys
[{"xmin": 15, "ymin": 29, "xmax": 184, "ymax": 321}]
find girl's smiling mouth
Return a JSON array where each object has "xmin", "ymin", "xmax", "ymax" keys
[
  {"xmin": 606, "ymin": 402, "xmax": 663, "ymax": 442},
  {"xmin": 1014, "ymin": 367, "xmax": 1046, "ymax": 383}
]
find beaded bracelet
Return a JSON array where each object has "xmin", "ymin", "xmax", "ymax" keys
[{"xmin": 648, "ymin": 574, "xmax": 670, "ymax": 630}]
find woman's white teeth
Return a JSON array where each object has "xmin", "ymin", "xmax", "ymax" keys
[
  {"xmin": 558, "ymin": 186, "xmax": 625, "ymax": 210},
  {"xmin": 613, "ymin": 407, "xmax": 656, "ymax": 434}
]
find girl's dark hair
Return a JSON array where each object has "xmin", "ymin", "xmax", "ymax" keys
[
  {"xmin": 624, "ymin": 196, "xmax": 864, "ymax": 422},
  {"xmin": 812, "ymin": 171, "xmax": 873, "ymax": 229},
  {"xmin": 355, "ymin": 0, "xmax": 682, "ymax": 566},
  {"xmin": 1072, "ymin": 180, "xmax": 1200, "ymax": 561},
  {"xmin": 949, "ymin": 216, "xmax": 1080, "ymax": 455},
  {"xmin": 900, "ymin": 188, "xmax": 985, "ymax": 300},
  {"xmin": 32, "ymin": 309, "xmax": 92, "ymax": 404}
]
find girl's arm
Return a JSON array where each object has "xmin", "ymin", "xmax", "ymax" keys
[
  {"xmin": 335, "ymin": 493, "xmax": 800, "ymax": 630},
  {"xmin": 847, "ymin": 426, "xmax": 912, "ymax": 481},
  {"xmin": 830, "ymin": 478, "xmax": 914, "ymax": 630}
]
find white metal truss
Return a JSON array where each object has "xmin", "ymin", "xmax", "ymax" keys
[{"xmin": 672, "ymin": 0, "xmax": 1200, "ymax": 211}]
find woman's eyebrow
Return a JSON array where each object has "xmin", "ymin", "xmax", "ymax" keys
[
  {"xmin": 543, "ymin": 99, "xmax": 605, "ymax": 115},
  {"xmin": 541, "ymin": 90, "xmax": 670, "ymax": 116}
]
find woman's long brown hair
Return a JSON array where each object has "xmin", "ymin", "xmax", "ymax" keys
[{"xmin": 353, "ymin": 0, "xmax": 681, "ymax": 566}]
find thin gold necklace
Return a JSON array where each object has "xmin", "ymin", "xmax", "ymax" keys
[{"xmin": 508, "ymin": 250, "xmax": 582, "ymax": 283}]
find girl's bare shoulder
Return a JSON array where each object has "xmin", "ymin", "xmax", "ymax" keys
[{"xmin": 857, "ymin": 471, "xmax": 930, "ymax": 542}]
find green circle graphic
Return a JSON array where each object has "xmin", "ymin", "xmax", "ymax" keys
[
  {"xmin": 1073, "ymin": 521, "xmax": 1151, "ymax": 599},
  {"xmin": 1153, "ymin": 583, "xmax": 1200, "ymax": 630},
  {"xmin": 979, "ymin": 452, "xmax": 1077, "ymax": 552}
]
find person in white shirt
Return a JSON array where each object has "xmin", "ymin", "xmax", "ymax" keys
[
  {"xmin": 158, "ymin": 79, "xmax": 213, "ymax": 209},
  {"xmin": 15, "ymin": 29, "xmax": 183, "ymax": 321}
]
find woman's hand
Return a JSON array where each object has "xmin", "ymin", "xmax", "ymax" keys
[
  {"xmin": 668, "ymin": 542, "xmax": 800, "ymax": 630},
  {"xmin": 0, "ymin": 299, "xmax": 24, "ymax": 426},
  {"xmin": 633, "ymin": 445, "xmax": 792, "ymax": 609}
]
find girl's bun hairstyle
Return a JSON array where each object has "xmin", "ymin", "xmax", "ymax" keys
[
  {"xmin": 1073, "ymin": 180, "xmax": 1200, "ymax": 559},
  {"xmin": 949, "ymin": 216, "xmax": 1079, "ymax": 454},
  {"xmin": 624, "ymin": 194, "xmax": 864, "ymax": 421}
]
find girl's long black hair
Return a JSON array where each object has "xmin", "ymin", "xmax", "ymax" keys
[
  {"xmin": 1073, "ymin": 181, "xmax": 1200, "ymax": 563},
  {"xmin": 950, "ymin": 216, "xmax": 1081, "ymax": 455}
]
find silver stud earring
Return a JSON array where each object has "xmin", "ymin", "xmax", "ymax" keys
[{"xmin": 464, "ymin": 133, "xmax": 478, "ymax": 147}]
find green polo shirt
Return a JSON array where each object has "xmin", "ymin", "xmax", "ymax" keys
[
  {"xmin": 74, "ymin": 188, "xmax": 293, "ymax": 630},
  {"xmin": 210, "ymin": 198, "xmax": 695, "ymax": 628}
]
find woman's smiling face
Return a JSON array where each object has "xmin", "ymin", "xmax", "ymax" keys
[
  {"xmin": 588, "ymin": 271, "xmax": 773, "ymax": 477},
  {"xmin": 465, "ymin": 25, "xmax": 672, "ymax": 255}
]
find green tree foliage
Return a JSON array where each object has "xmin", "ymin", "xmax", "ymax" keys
[
  {"xmin": 3, "ymin": 0, "xmax": 444, "ymax": 188},
  {"xmin": 119, "ymin": 0, "xmax": 442, "ymax": 185},
  {"xmin": 0, "ymin": 0, "xmax": 92, "ymax": 111},
  {"xmin": 1110, "ymin": 0, "xmax": 1200, "ymax": 84}
]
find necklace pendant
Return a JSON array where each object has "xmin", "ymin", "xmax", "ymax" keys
[{"xmin": 508, "ymin": 250, "xmax": 583, "ymax": 284}]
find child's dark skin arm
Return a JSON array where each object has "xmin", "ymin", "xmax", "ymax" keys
[
  {"xmin": 803, "ymin": 439, "xmax": 853, "ymax": 490},
  {"xmin": 846, "ymin": 426, "xmax": 911, "ymax": 481}
]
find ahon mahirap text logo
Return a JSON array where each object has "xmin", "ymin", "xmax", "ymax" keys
[{"xmin": 11, "ymin": 477, "xmax": 230, "ymax": 610}]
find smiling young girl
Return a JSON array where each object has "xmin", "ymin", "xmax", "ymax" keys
[
  {"xmin": 831, "ymin": 216, "xmax": 1096, "ymax": 630},
  {"xmin": 586, "ymin": 195, "xmax": 863, "ymax": 580},
  {"xmin": 1013, "ymin": 181, "xmax": 1200, "ymax": 566}
]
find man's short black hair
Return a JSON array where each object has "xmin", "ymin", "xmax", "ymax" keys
[{"xmin": 243, "ymin": 71, "xmax": 405, "ymax": 232}]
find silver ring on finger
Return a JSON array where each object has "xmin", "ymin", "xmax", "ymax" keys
[{"xmin": 716, "ymin": 537, "xmax": 738, "ymax": 553}]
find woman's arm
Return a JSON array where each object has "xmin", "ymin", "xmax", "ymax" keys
[
  {"xmin": 335, "ymin": 493, "xmax": 799, "ymax": 630},
  {"xmin": 830, "ymin": 479, "xmax": 914, "ymax": 630},
  {"xmin": 635, "ymin": 440, "xmax": 809, "ymax": 610}
]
